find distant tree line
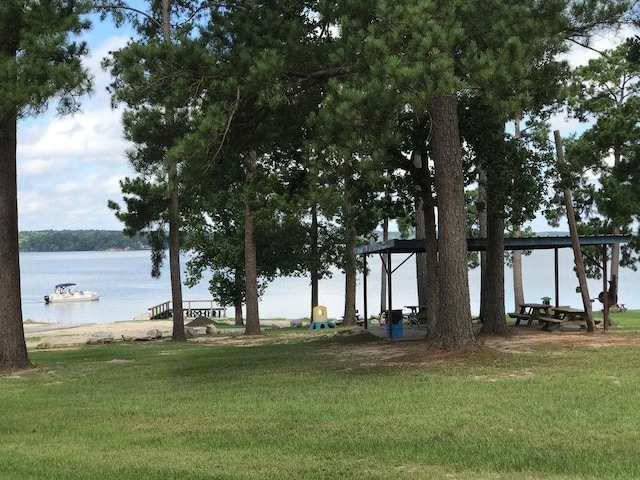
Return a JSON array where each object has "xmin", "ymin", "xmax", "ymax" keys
[{"xmin": 18, "ymin": 230, "xmax": 150, "ymax": 252}]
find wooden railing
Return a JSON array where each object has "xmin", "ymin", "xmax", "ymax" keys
[{"xmin": 148, "ymin": 300, "xmax": 226, "ymax": 320}]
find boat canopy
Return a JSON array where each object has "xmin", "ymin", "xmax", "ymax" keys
[{"xmin": 55, "ymin": 283, "xmax": 77, "ymax": 289}]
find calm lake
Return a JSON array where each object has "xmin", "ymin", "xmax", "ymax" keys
[{"xmin": 19, "ymin": 249, "xmax": 638, "ymax": 324}]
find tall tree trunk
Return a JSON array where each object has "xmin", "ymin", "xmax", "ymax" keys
[
  {"xmin": 478, "ymin": 167, "xmax": 488, "ymax": 322},
  {"xmin": 512, "ymin": 117, "xmax": 524, "ymax": 310},
  {"xmin": 421, "ymin": 156, "xmax": 439, "ymax": 337},
  {"xmin": 413, "ymin": 151, "xmax": 438, "ymax": 336},
  {"xmin": 480, "ymin": 192, "xmax": 508, "ymax": 334},
  {"xmin": 234, "ymin": 261, "xmax": 244, "ymax": 326},
  {"xmin": 610, "ymin": 147, "xmax": 621, "ymax": 298},
  {"xmin": 610, "ymin": 224, "xmax": 620, "ymax": 286},
  {"xmin": 244, "ymin": 150, "xmax": 261, "ymax": 335},
  {"xmin": 161, "ymin": 0, "xmax": 185, "ymax": 341},
  {"xmin": 512, "ymin": 226, "xmax": 525, "ymax": 311},
  {"xmin": 480, "ymin": 121, "xmax": 508, "ymax": 335},
  {"xmin": 0, "ymin": 109, "xmax": 31, "ymax": 371},
  {"xmin": 414, "ymin": 197, "xmax": 428, "ymax": 308},
  {"xmin": 234, "ymin": 303, "xmax": 244, "ymax": 325},
  {"xmin": 342, "ymin": 165, "xmax": 357, "ymax": 326},
  {"xmin": 168, "ymin": 172, "xmax": 185, "ymax": 340},
  {"xmin": 0, "ymin": 15, "xmax": 31, "ymax": 371},
  {"xmin": 555, "ymin": 131, "xmax": 595, "ymax": 331},
  {"xmin": 429, "ymin": 94, "xmax": 474, "ymax": 348},
  {"xmin": 310, "ymin": 203, "xmax": 319, "ymax": 319}
]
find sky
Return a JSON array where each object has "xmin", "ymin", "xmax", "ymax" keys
[{"xmin": 15, "ymin": 14, "xmax": 633, "ymax": 232}]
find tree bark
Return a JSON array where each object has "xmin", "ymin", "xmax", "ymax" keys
[
  {"xmin": 610, "ymin": 147, "xmax": 621, "ymax": 300},
  {"xmin": 512, "ymin": 117, "xmax": 524, "ymax": 311},
  {"xmin": 168, "ymin": 172, "xmax": 185, "ymax": 340},
  {"xmin": 413, "ymin": 151, "xmax": 437, "ymax": 335},
  {"xmin": 234, "ymin": 262, "xmax": 244, "ymax": 326},
  {"xmin": 0, "ymin": 13, "xmax": 31, "ymax": 371},
  {"xmin": 310, "ymin": 203, "xmax": 319, "ymax": 319},
  {"xmin": 512, "ymin": 226, "xmax": 524, "ymax": 311},
  {"xmin": 244, "ymin": 150, "xmax": 261, "ymax": 335},
  {"xmin": 422, "ymin": 158, "xmax": 439, "ymax": 337},
  {"xmin": 478, "ymin": 167, "xmax": 488, "ymax": 323},
  {"xmin": 160, "ymin": 0, "xmax": 185, "ymax": 341},
  {"xmin": 0, "ymin": 109, "xmax": 32, "ymax": 371},
  {"xmin": 554, "ymin": 131, "xmax": 595, "ymax": 331},
  {"xmin": 413, "ymin": 151, "xmax": 428, "ymax": 317},
  {"xmin": 342, "ymin": 164, "xmax": 357, "ymax": 326},
  {"xmin": 480, "ymin": 195, "xmax": 508, "ymax": 334},
  {"xmin": 414, "ymin": 197, "xmax": 428, "ymax": 308},
  {"xmin": 429, "ymin": 95, "xmax": 474, "ymax": 348}
]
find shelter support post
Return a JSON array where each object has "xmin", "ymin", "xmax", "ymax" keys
[
  {"xmin": 554, "ymin": 248, "xmax": 560, "ymax": 307},
  {"xmin": 363, "ymin": 255, "xmax": 368, "ymax": 329},
  {"xmin": 387, "ymin": 251, "xmax": 393, "ymax": 341},
  {"xmin": 603, "ymin": 244, "xmax": 609, "ymax": 332}
]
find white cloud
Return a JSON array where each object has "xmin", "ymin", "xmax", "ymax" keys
[
  {"xmin": 561, "ymin": 26, "xmax": 635, "ymax": 68},
  {"xmin": 19, "ymin": 112, "xmax": 128, "ymax": 166},
  {"xmin": 16, "ymin": 17, "xmax": 635, "ymax": 232},
  {"xmin": 17, "ymin": 29, "xmax": 134, "ymax": 231}
]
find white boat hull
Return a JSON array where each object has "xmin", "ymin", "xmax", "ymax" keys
[{"xmin": 45, "ymin": 291, "xmax": 99, "ymax": 303}]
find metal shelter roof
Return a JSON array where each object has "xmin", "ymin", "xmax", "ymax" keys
[
  {"xmin": 354, "ymin": 234, "xmax": 631, "ymax": 337},
  {"xmin": 354, "ymin": 235, "xmax": 632, "ymax": 255}
]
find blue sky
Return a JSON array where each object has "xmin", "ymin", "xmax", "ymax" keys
[{"xmin": 15, "ymin": 14, "xmax": 632, "ymax": 232}]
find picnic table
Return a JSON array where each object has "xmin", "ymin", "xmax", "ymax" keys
[
  {"xmin": 405, "ymin": 305, "xmax": 420, "ymax": 315},
  {"xmin": 537, "ymin": 306, "xmax": 600, "ymax": 331},
  {"xmin": 404, "ymin": 305, "xmax": 427, "ymax": 325},
  {"xmin": 508, "ymin": 303, "xmax": 553, "ymax": 326}
]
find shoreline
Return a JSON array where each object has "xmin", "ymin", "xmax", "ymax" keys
[
  {"xmin": 22, "ymin": 318, "xmax": 301, "ymax": 349},
  {"xmin": 24, "ymin": 319, "xmax": 175, "ymax": 349}
]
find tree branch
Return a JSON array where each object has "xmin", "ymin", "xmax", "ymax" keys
[{"xmin": 566, "ymin": 37, "xmax": 610, "ymax": 58}]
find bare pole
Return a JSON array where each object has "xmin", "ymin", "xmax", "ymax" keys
[
  {"xmin": 554, "ymin": 130, "xmax": 595, "ymax": 332},
  {"xmin": 603, "ymin": 245, "xmax": 609, "ymax": 332}
]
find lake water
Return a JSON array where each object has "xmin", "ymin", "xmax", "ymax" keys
[{"xmin": 19, "ymin": 249, "xmax": 638, "ymax": 324}]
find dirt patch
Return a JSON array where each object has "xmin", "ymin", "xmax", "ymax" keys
[
  {"xmin": 327, "ymin": 339, "xmax": 506, "ymax": 367},
  {"xmin": 479, "ymin": 327, "xmax": 640, "ymax": 352},
  {"xmin": 335, "ymin": 326, "xmax": 640, "ymax": 366},
  {"xmin": 23, "ymin": 320, "xmax": 640, "ymax": 366}
]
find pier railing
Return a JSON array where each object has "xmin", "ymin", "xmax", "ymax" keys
[{"xmin": 148, "ymin": 300, "xmax": 226, "ymax": 320}]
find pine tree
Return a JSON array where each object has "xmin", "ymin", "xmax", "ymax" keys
[
  {"xmin": 564, "ymin": 42, "xmax": 640, "ymax": 295},
  {"xmin": 0, "ymin": 0, "xmax": 91, "ymax": 370}
]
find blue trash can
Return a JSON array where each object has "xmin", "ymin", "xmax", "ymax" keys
[{"xmin": 385, "ymin": 309, "xmax": 403, "ymax": 338}]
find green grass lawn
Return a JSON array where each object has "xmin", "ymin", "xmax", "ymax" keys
[
  {"xmin": 594, "ymin": 308, "xmax": 639, "ymax": 329},
  {"xmin": 2, "ymin": 315, "xmax": 640, "ymax": 479}
]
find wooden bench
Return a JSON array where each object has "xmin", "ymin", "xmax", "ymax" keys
[
  {"xmin": 537, "ymin": 315, "xmax": 563, "ymax": 330},
  {"xmin": 538, "ymin": 315, "xmax": 601, "ymax": 331},
  {"xmin": 537, "ymin": 315, "xmax": 562, "ymax": 323},
  {"xmin": 508, "ymin": 312, "xmax": 531, "ymax": 326}
]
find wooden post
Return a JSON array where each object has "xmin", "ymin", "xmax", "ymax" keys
[{"xmin": 554, "ymin": 131, "xmax": 595, "ymax": 332}]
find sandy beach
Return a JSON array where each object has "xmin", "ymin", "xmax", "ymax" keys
[
  {"xmin": 22, "ymin": 316, "xmax": 640, "ymax": 355},
  {"xmin": 22, "ymin": 318, "xmax": 303, "ymax": 349},
  {"xmin": 23, "ymin": 319, "xmax": 175, "ymax": 348}
]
